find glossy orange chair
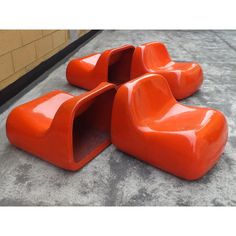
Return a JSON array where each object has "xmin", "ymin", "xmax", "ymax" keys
[
  {"xmin": 131, "ymin": 42, "xmax": 204, "ymax": 100},
  {"xmin": 66, "ymin": 44, "xmax": 135, "ymax": 90},
  {"xmin": 6, "ymin": 82, "xmax": 116, "ymax": 170},
  {"xmin": 111, "ymin": 74, "xmax": 228, "ymax": 180}
]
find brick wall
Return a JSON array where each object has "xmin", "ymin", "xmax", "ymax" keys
[{"xmin": 0, "ymin": 30, "xmax": 90, "ymax": 90}]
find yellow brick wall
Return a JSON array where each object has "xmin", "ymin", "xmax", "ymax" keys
[{"xmin": 0, "ymin": 30, "xmax": 90, "ymax": 90}]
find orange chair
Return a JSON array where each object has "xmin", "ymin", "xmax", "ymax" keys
[
  {"xmin": 111, "ymin": 74, "xmax": 228, "ymax": 180},
  {"xmin": 131, "ymin": 42, "xmax": 204, "ymax": 100},
  {"xmin": 6, "ymin": 82, "xmax": 116, "ymax": 170},
  {"xmin": 66, "ymin": 44, "xmax": 135, "ymax": 90}
]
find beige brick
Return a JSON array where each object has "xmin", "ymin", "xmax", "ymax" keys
[
  {"xmin": 27, "ymin": 41, "xmax": 67, "ymax": 69},
  {"xmin": 42, "ymin": 30, "xmax": 56, "ymax": 36},
  {"xmin": 35, "ymin": 34, "xmax": 53, "ymax": 58},
  {"xmin": 20, "ymin": 30, "xmax": 42, "ymax": 45},
  {"xmin": 0, "ymin": 30, "xmax": 22, "ymax": 56},
  {"xmin": 12, "ymin": 42, "xmax": 36, "ymax": 71},
  {"xmin": 0, "ymin": 68, "xmax": 26, "ymax": 90},
  {"xmin": 52, "ymin": 31, "xmax": 67, "ymax": 48},
  {"xmin": 0, "ymin": 53, "xmax": 14, "ymax": 81},
  {"xmin": 54, "ymin": 41, "xmax": 68, "ymax": 52},
  {"xmin": 25, "ymin": 59, "xmax": 42, "ymax": 73},
  {"xmin": 43, "ymin": 41, "xmax": 68, "ymax": 61},
  {"xmin": 41, "ymin": 50, "xmax": 54, "ymax": 62}
]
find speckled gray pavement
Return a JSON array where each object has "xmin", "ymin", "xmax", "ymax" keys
[{"xmin": 0, "ymin": 30, "xmax": 236, "ymax": 206}]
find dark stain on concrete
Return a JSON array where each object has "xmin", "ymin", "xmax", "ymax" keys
[
  {"xmin": 176, "ymin": 198, "xmax": 192, "ymax": 206},
  {"xmin": 211, "ymin": 198, "xmax": 225, "ymax": 206},
  {"xmin": 223, "ymin": 154, "xmax": 236, "ymax": 172},
  {"xmin": 124, "ymin": 187, "xmax": 157, "ymax": 206},
  {"xmin": 14, "ymin": 163, "xmax": 32, "ymax": 185},
  {"xmin": 105, "ymin": 149, "xmax": 134, "ymax": 206}
]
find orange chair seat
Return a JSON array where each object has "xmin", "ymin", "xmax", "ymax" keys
[
  {"xmin": 131, "ymin": 42, "xmax": 204, "ymax": 99},
  {"xmin": 66, "ymin": 45, "xmax": 135, "ymax": 90},
  {"xmin": 7, "ymin": 82, "xmax": 116, "ymax": 170},
  {"xmin": 111, "ymin": 74, "xmax": 228, "ymax": 180}
]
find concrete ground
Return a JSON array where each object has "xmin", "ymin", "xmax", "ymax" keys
[{"xmin": 0, "ymin": 30, "xmax": 236, "ymax": 206}]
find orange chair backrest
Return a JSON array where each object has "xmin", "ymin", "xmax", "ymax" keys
[
  {"xmin": 141, "ymin": 42, "xmax": 172, "ymax": 68},
  {"xmin": 94, "ymin": 45, "xmax": 135, "ymax": 85},
  {"xmin": 128, "ymin": 74, "xmax": 176, "ymax": 121}
]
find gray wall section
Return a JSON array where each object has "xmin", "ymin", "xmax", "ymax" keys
[{"xmin": 69, "ymin": 30, "xmax": 79, "ymax": 42}]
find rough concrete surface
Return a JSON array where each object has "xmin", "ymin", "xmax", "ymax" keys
[{"xmin": 0, "ymin": 30, "xmax": 236, "ymax": 206}]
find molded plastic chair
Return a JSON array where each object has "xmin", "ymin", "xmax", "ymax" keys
[
  {"xmin": 6, "ymin": 82, "xmax": 116, "ymax": 170},
  {"xmin": 66, "ymin": 44, "xmax": 135, "ymax": 90},
  {"xmin": 131, "ymin": 42, "xmax": 204, "ymax": 100},
  {"xmin": 111, "ymin": 74, "xmax": 227, "ymax": 180}
]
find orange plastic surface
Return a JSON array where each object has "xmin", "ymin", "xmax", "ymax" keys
[
  {"xmin": 6, "ymin": 82, "xmax": 116, "ymax": 170},
  {"xmin": 66, "ymin": 44, "xmax": 135, "ymax": 90},
  {"xmin": 111, "ymin": 74, "xmax": 228, "ymax": 180},
  {"xmin": 131, "ymin": 42, "xmax": 204, "ymax": 100}
]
